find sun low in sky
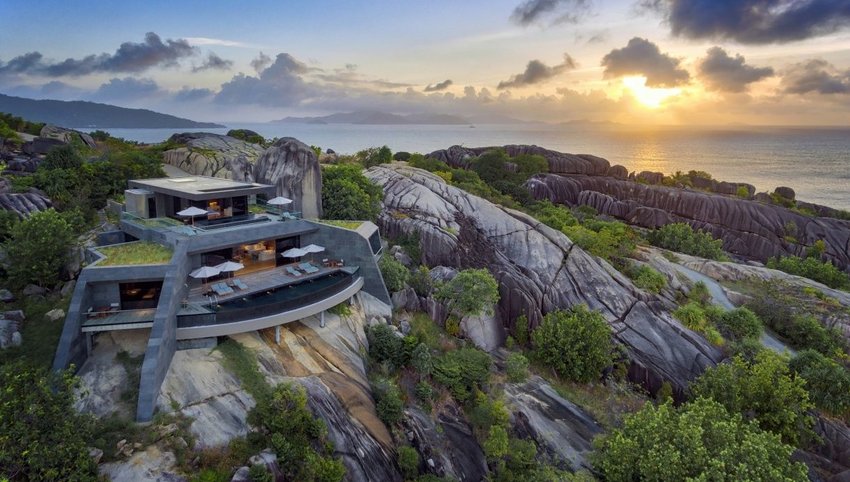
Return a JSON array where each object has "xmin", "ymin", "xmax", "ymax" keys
[{"xmin": 1, "ymin": 0, "xmax": 849, "ymax": 125}]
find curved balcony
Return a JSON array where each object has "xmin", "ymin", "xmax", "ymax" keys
[{"xmin": 175, "ymin": 269, "xmax": 362, "ymax": 339}]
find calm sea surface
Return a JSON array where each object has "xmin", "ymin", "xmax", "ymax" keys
[{"xmin": 88, "ymin": 123, "xmax": 850, "ymax": 210}]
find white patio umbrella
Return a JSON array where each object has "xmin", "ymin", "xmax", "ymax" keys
[
  {"xmin": 214, "ymin": 260, "xmax": 245, "ymax": 279},
  {"xmin": 281, "ymin": 247, "xmax": 308, "ymax": 259},
  {"xmin": 177, "ymin": 206, "xmax": 209, "ymax": 226},
  {"xmin": 302, "ymin": 244, "xmax": 325, "ymax": 262},
  {"xmin": 267, "ymin": 196, "xmax": 293, "ymax": 206},
  {"xmin": 189, "ymin": 265, "xmax": 221, "ymax": 292},
  {"xmin": 267, "ymin": 196, "xmax": 293, "ymax": 215}
]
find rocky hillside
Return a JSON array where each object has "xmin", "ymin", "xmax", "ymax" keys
[
  {"xmin": 365, "ymin": 164, "xmax": 723, "ymax": 395},
  {"xmin": 163, "ymin": 133, "xmax": 323, "ymax": 218},
  {"xmin": 428, "ymin": 144, "xmax": 850, "ymax": 272}
]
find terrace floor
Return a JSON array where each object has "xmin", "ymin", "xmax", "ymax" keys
[
  {"xmin": 187, "ymin": 263, "xmax": 351, "ymax": 305},
  {"xmin": 82, "ymin": 304, "xmax": 212, "ymax": 332}
]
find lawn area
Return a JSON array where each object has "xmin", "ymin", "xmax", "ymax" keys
[
  {"xmin": 96, "ymin": 241, "xmax": 173, "ymax": 266},
  {"xmin": 319, "ymin": 219, "xmax": 365, "ymax": 230}
]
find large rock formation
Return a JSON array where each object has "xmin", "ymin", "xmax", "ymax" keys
[
  {"xmin": 253, "ymin": 137, "xmax": 323, "ymax": 219},
  {"xmin": 39, "ymin": 125, "xmax": 96, "ymax": 149},
  {"xmin": 162, "ymin": 133, "xmax": 323, "ymax": 219},
  {"xmin": 0, "ymin": 192, "xmax": 52, "ymax": 218},
  {"xmin": 366, "ymin": 164, "xmax": 723, "ymax": 394},
  {"xmin": 527, "ymin": 174, "xmax": 850, "ymax": 270},
  {"xmin": 162, "ymin": 133, "xmax": 264, "ymax": 179},
  {"xmin": 428, "ymin": 144, "xmax": 618, "ymax": 176}
]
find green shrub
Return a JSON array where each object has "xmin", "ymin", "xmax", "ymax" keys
[
  {"xmin": 379, "ymin": 256, "xmax": 410, "ymax": 293},
  {"xmin": 531, "ymin": 305, "xmax": 612, "ymax": 383},
  {"xmin": 408, "ymin": 265, "xmax": 432, "ymax": 296},
  {"xmin": 397, "ymin": 446, "xmax": 420, "ymax": 479},
  {"xmin": 625, "ymin": 264, "xmax": 667, "ymax": 293},
  {"xmin": 414, "ymin": 381, "xmax": 435, "ymax": 404},
  {"xmin": 789, "ymin": 350, "xmax": 850, "ymax": 419},
  {"xmin": 736, "ymin": 185, "xmax": 751, "ymax": 198},
  {"xmin": 562, "ymin": 219, "xmax": 636, "ymax": 261},
  {"xmin": 393, "ymin": 151, "xmax": 412, "ymax": 162},
  {"xmin": 42, "ymin": 144, "xmax": 85, "ymax": 170},
  {"xmin": 513, "ymin": 315, "xmax": 529, "ymax": 347},
  {"xmin": 0, "ymin": 362, "xmax": 99, "ymax": 481},
  {"xmin": 410, "ymin": 343, "xmax": 433, "ymax": 377},
  {"xmin": 4, "ymin": 208, "xmax": 75, "ymax": 288},
  {"xmin": 366, "ymin": 324, "xmax": 412, "ymax": 370},
  {"xmin": 691, "ymin": 351, "xmax": 813, "ymax": 445},
  {"xmin": 767, "ymin": 255, "xmax": 850, "ymax": 290},
  {"xmin": 468, "ymin": 391, "xmax": 510, "ymax": 433},
  {"xmin": 373, "ymin": 379, "xmax": 404, "ymax": 426},
  {"xmin": 433, "ymin": 347, "xmax": 492, "ymax": 403},
  {"xmin": 249, "ymin": 464, "xmax": 274, "ymax": 482},
  {"xmin": 483, "ymin": 425, "xmax": 509, "ymax": 461},
  {"xmin": 321, "ymin": 164, "xmax": 382, "ymax": 221},
  {"xmin": 687, "ymin": 280, "xmax": 712, "ymax": 305},
  {"xmin": 505, "ymin": 353, "xmax": 529, "ymax": 383},
  {"xmin": 248, "ymin": 383, "xmax": 344, "ymax": 481},
  {"xmin": 408, "ymin": 154, "xmax": 450, "ymax": 172},
  {"xmin": 712, "ymin": 307, "xmax": 763, "ymax": 340},
  {"xmin": 435, "ymin": 268, "xmax": 500, "ymax": 318},
  {"xmin": 673, "ymin": 302, "xmax": 708, "ymax": 331},
  {"xmin": 648, "ymin": 223, "xmax": 727, "ymax": 260},
  {"xmin": 592, "ymin": 398, "xmax": 808, "ymax": 481},
  {"xmin": 0, "ymin": 209, "xmax": 19, "ymax": 241}
]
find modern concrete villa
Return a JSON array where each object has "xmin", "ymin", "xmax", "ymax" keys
[{"xmin": 53, "ymin": 176, "xmax": 390, "ymax": 421}]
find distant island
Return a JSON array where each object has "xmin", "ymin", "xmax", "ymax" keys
[
  {"xmin": 0, "ymin": 94, "xmax": 223, "ymax": 129},
  {"xmin": 271, "ymin": 110, "xmax": 536, "ymax": 126}
]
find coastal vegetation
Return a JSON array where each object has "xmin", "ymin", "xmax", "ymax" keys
[
  {"xmin": 320, "ymin": 164, "xmax": 382, "ymax": 221},
  {"xmin": 531, "ymin": 305, "xmax": 613, "ymax": 383},
  {"xmin": 767, "ymin": 253, "xmax": 850, "ymax": 290},
  {"xmin": 647, "ymin": 222, "xmax": 728, "ymax": 260}
]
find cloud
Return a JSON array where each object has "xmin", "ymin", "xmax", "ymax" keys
[
  {"xmin": 0, "ymin": 32, "xmax": 196, "ymax": 78},
  {"xmin": 782, "ymin": 59, "xmax": 850, "ymax": 94},
  {"xmin": 215, "ymin": 53, "xmax": 317, "ymax": 106},
  {"xmin": 0, "ymin": 52, "xmax": 44, "ymax": 76},
  {"xmin": 510, "ymin": 0, "xmax": 591, "ymax": 26},
  {"xmin": 424, "ymin": 79, "xmax": 453, "ymax": 92},
  {"xmin": 91, "ymin": 77, "xmax": 161, "ymax": 101},
  {"xmin": 497, "ymin": 54, "xmax": 576, "ymax": 89},
  {"xmin": 185, "ymin": 37, "xmax": 251, "ymax": 48},
  {"xmin": 601, "ymin": 37, "xmax": 690, "ymax": 87},
  {"xmin": 641, "ymin": 0, "xmax": 850, "ymax": 44},
  {"xmin": 250, "ymin": 52, "xmax": 272, "ymax": 73},
  {"xmin": 192, "ymin": 53, "xmax": 234, "ymax": 72},
  {"xmin": 312, "ymin": 63, "xmax": 413, "ymax": 89},
  {"xmin": 174, "ymin": 87, "xmax": 215, "ymax": 102},
  {"xmin": 697, "ymin": 47, "xmax": 774, "ymax": 92}
]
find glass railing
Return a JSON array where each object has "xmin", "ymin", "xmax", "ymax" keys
[{"xmin": 177, "ymin": 269, "xmax": 358, "ymax": 327}]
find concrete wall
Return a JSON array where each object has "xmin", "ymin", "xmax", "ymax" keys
[
  {"xmin": 301, "ymin": 222, "xmax": 391, "ymax": 305},
  {"xmin": 52, "ymin": 264, "xmax": 170, "ymax": 371},
  {"xmin": 136, "ymin": 240, "xmax": 191, "ymax": 421}
]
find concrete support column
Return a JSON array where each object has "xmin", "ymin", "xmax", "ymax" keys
[
  {"xmin": 85, "ymin": 332, "xmax": 93, "ymax": 356},
  {"xmin": 275, "ymin": 325, "xmax": 281, "ymax": 344},
  {"xmin": 320, "ymin": 310, "xmax": 325, "ymax": 328}
]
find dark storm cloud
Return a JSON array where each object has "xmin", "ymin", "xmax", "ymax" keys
[
  {"xmin": 250, "ymin": 52, "xmax": 272, "ymax": 73},
  {"xmin": 510, "ymin": 0, "xmax": 592, "ymax": 26},
  {"xmin": 698, "ymin": 47, "xmax": 774, "ymax": 92},
  {"xmin": 497, "ymin": 54, "xmax": 576, "ymax": 89},
  {"xmin": 424, "ymin": 79, "xmax": 453, "ymax": 92},
  {"xmin": 782, "ymin": 59, "xmax": 850, "ymax": 94},
  {"xmin": 601, "ymin": 37, "xmax": 690, "ymax": 87},
  {"xmin": 192, "ymin": 53, "xmax": 234, "ymax": 72},
  {"xmin": 0, "ymin": 32, "xmax": 196, "ymax": 77},
  {"xmin": 91, "ymin": 77, "xmax": 160, "ymax": 101},
  {"xmin": 641, "ymin": 0, "xmax": 850, "ymax": 44}
]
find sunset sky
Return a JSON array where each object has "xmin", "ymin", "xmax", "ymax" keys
[{"xmin": 1, "ymin": 0, "xmax": 849, "ymax": 125}]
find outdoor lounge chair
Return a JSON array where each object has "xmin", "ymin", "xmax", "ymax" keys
[
  {"xmin": 232, "ymin": 278, "xmax": 248, "ymax": 290},
  {"xmin": 213, "ymin": 283, "xmax": 234, "ymax": 296},
  {"xmin": 286, "ymin": 266, "xmax": 302, "ymax": 276},
  {"xmin": 299, "ymin": 262, "xmax": 319, "ymax": 274}
]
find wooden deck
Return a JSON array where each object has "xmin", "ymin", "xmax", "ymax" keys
[{"xmin": 187, "ymin": 264, "xmax": 340, "ymax": 305}]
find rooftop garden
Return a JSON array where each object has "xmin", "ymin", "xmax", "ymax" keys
[
  {"xmin": 96, "ymin": 241, "xmax": 173, "ymax": 266},
  {"xmin": 318, "ymin": 219, "xmax": 365, "ymax": 230}
]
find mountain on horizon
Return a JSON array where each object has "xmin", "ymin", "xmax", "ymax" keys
[
  {"xmin": 272, "ymin": 110, "xmax": 475, "ymax": 125},
  {"xmin": 0, "ymin": 93, "xmax": 223, "ymax": 129}
]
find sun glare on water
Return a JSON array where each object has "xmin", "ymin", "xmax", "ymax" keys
[{"xmin": 622, "ymin": 76, "xmax": 681, "ymax": 109}]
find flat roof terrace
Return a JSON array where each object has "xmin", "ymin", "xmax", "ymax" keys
[{"xmin": 129, "ymin": 176, "xmax": 274, "ymax": 201}]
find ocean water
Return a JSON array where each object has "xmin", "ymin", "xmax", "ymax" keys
[{"xmin": 89, "ymin": 123, "xmax": 850, "ymax": 210}]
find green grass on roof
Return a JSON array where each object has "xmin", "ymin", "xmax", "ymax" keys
[
  {"xmin": 318, "ymin": 219, "xmax": 365, "ymax": 230},
  {"xmin": 96, "ymin": 242, "xmax": 173, "ymax": 266}
]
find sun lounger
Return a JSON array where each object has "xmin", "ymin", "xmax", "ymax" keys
[
  {"xmin": 299, "ymin": 262, "xmax": 319, "ymax": 274},
  {"xmin": 286, "ymin": 266, "xmax": 302, "ymax": 276},
  {"xmin": 232, "ymin": 278, "xmax": 248, "ymax": 290},
  {"xmin": 213, "ymin": 283, "xmax": 234, "ymax": 296}
]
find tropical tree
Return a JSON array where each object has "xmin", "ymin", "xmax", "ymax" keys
[
  {"xmin": 435, "ymin": 268, "xmax": 500, "ymax": 319},
  {"xmin": 531, "ymin": 305, "xmax": 613, "ymax": 383}
]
